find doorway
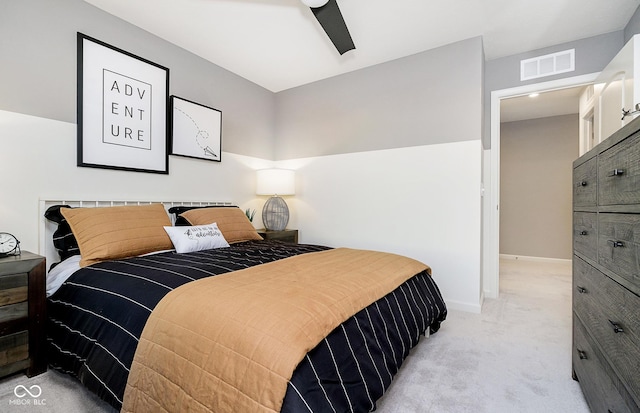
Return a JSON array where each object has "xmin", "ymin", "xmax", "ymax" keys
[
  {"xmin": 500, "ymin": 88, "xmax": 582, "ymax": 260},
  {"xmin": 483, "ymin": 73, "xmax": 599, "ymax": 300}
]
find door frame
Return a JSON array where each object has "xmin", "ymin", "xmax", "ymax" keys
[{"xmin": 483, "ymin": 72, "xmax": 600, "ymax": 300}]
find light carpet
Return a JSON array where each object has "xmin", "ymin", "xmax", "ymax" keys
[
  {"xmin": 0, "ymin": 258, "xmax": 588, "ymax": 412},
  {"xmin": 375, "ymin": 258, "xmax": 589, "ymax": 412}
]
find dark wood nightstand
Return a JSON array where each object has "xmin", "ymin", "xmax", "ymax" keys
[
  {"xmin": 0, "ymin": 251, "xmax": 46, "ymax": 378},
  {"xmin": 257, "ymin": 229, "xmax": 298, "ymax": 244}
]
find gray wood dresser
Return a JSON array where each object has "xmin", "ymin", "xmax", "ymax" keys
[{"xmin": 572, "ymin": 116, "xmax": 640, "ymax": 413}]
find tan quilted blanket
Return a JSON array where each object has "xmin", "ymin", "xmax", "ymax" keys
[{"xmin": 121, "ymin": 247, "xmax": 430, "ymax": 413}]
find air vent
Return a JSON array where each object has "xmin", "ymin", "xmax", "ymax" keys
[{"xmin": 520, "ymin": 49, "xmax": 575, "ymax": 81}]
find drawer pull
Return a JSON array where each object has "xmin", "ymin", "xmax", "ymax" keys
[
  {"xmin": 577, "ymin": 181, "xmax": 588, "ymax": 187},
  {"xmin": 576, "ymin": 286, "xmax": 587, "ymax": 294},
  {"xmin": 607, "ymin": 240, "xmax": 624, "ymax": 248},
  {"xmin": 577, "ymin": 349, "xmax": 588, "ymax": 360},
  {"xmin": 608, "ymin": 320, "xmax": 624, "ymax": 334},
  {"xmin": 580, "ymin": 230, "xmax": 588, "ymax": 236},
  {"xmin": 608, "ymin": 168, "xmax": 625, "ymax": 177}
]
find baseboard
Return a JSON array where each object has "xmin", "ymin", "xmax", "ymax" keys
[
  {"xmin": 500, "ymin": 254, "xmax": 571, "ymax": 265},
  {"xmin": 445, "ymin": 298, "xmax": 482, "ymax": 314}
]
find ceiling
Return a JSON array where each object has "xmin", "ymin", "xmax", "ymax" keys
[
  {"xmin": 83, "ymin": 0, "xmax": 639, "ymax": 93},
  {"xmin": 500, "ymin": 86, "xmax": 584, "ymax": 123}
]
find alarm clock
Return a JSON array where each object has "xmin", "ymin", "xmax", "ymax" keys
[{"xmin": 0, "ymin": 232, "xmax": 20, "ymax": 257}]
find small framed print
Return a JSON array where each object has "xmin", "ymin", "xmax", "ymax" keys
[
  {"xmin": 170, "ymin": 96, "xmax": 222, "ymax": 162},
  {"xmin": 77, "ymin": 33, "xmax": 169, "ymax": 174}
]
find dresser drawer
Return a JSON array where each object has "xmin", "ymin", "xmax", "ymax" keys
[
  {"xmin": 0, "ymin": 331, "xmax": 28, "ymax": 368},
  {"xmin": 573, "ymin": 315, "xmax": 633, "ymax": 413},
  {"xmin": 574, "ymin": 212, "xmax": 597, "ymax": 258},
  {"xmin": 598, "ymin": 131, "xmax": 640, "ymax": 206},
  {"xmin": 573, "ymin": 257, "xmax": 640, "ymax": 403},
  {"xmin": 597, "ymin": 213, "xmax": 640, "ymax": 288},
  {"xmin": 0, "ymin": 294, "xmax": 29, "ymax": 336},
  {"xmin": 574, "ymin": 157, "xmax": 598, "ymax": 207},
  {"xmin": 0, "ymin": 273, "xmax": 28, "ymax": 306},
  {"xmin": 0, "ymin": 271, "xmax": 29, "ymax": 334}
]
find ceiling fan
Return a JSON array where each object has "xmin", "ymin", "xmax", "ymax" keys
[{"xmin": 300, "ymin": 0, "xmax": 355, "ymax": 55}]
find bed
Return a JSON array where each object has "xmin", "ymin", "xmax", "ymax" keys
[{"xmin": 41, "ymin": 200, "xmax": 447, "ymax": 413}]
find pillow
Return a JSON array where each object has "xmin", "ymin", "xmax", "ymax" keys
[
  {"xmin": 60, "ymin": 203, "xmax": 173, "ymax": 267},
  {"xmin": 164, "ymin": 223, "xmax": 230, "ymax": 253},
  {"xmin": 174, "ymin": 216, "xmax": 192, "ymax": 226},
  {"xmin": 179, "ymin": 207, "xmax": 263, "ymax": 244},
  {"xmin": 44, "ymin": 204, "xmax": 70, "ymax": 224},
  {"xmin": 45, "ymin": 205, "xmax": 80, "ymax": 262},
  {"xmin": 167, "ymin": 205, "xmax": 230, "ymax": 217}
]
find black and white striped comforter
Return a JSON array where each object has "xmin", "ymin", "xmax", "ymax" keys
[{"xmin": 47, "ymin": 241, "xmax": 447, "ymax": 412}]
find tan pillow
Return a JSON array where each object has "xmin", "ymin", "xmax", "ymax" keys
[
  {"xmin": 61, "ymin": 204, "xmax": 173, "ymax": 267},
  {"xmin": 180, "ymin": 207, "xmax": 263, "ymax": 244}
]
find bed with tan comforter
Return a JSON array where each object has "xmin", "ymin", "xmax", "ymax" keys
[{"xmin": 46, "ymin": 206, "xmax": 447, "ymax": 413}]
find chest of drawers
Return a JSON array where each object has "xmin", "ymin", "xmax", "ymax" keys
[
  {"xmin": 572, "ymin": 116, "xmax": 640, "ymax": 413},
  {"xmin": 0, "ymin": 251, "xmax": 46, "ymax": 378}
]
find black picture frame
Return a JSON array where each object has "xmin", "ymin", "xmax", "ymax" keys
[
  {"xmin": 77, "ymin": 33, "xmax": 170, "ymax": 174},
  {"xmin": 170, "ymin": 95, "xmax": 222, "ymax": 162}
]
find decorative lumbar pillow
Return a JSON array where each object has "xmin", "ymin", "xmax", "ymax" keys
[
  {"xmin": 179, "ymin": 207, "xmax": 263, "ymax": 244},
  {"xmin": 60, "ymin": 203, "xmax": 173, "ymax": 267},
  {"xmin": 164, "ymin": 223, "xmax": 230, "ymax": 253}
]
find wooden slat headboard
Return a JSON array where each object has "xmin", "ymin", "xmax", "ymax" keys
[{"xmin": 38, "ymin": 199, "xmax": 232, "ymax": 271}]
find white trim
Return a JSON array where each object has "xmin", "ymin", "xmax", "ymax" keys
[
  {"xmin": 499, "ymin": 254, "xmax": 572, "ymax": 265},
  {"xmin": 445, "ymin": 299, "xmax": 482, "ymax": 314},
  {"xmin": 484, "ymin": 72, "xmax": 599, "ymax": 300}
]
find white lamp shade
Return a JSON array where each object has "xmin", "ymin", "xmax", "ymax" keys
[
  {"xmin": 256, "ymin": 169, "xmax": 295, "ymax": 196},
  {"xmin": 301, "ymin": 0, "xmax": 329, "ymax": 8}
]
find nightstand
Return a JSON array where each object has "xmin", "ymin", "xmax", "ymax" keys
[
  {"xmin": 0, "ymin": 251, "xmax": 46, "ymax": 378},
  {"xmin": 257, "ymin": 229, "xmax": 298, "ymax": 244}
]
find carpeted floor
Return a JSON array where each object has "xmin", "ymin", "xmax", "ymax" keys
[
  {"xmin": 375, "ymin": 258, "xmax": 589, "ymax": 412},
  {"xmin": 0, "ymin": 258, "xmax": 588, "ymax": 412}
]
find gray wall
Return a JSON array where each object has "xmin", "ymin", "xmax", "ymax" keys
[
  {"xmin": 274, "ymin": 37, "xmax": 484, "ymax": 160},
  {"xmin": 484, "ymin": 31, "xmax": 625, "ymax": 149},
  {"xmin": 500, "ymin": 114, "xmax": 578, "ymax": 259},
  {"xmin": 625, "ymin": 5, "xmax": 640, "ymax": 42},
  {"xmin": 3, "ymin": 1, "xmax": 640, "ymax": 157},
  {"xmin": 0, "ymin": 0, "xmax": 276, "ymax": 159},
  {"xmin": 486, "ymin": 4, "xmax": 640, "ymax": 150}
]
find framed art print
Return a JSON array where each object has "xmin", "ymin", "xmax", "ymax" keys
[
  {"xmin": 170, "ymin": 96, "xmax": 222, "ymax": 162},
  {"xmin": 77, "ymin": 33, "xmax": 169, "ymax": 174}
]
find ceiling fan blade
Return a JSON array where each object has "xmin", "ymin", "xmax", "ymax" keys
[{"xmin": 311, "ymin": 0, "xmax": 355, "ymax": 55}]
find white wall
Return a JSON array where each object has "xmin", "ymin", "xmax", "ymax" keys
[
  {"xmin": 279, "ymin": 140, "xmax": 483, "ymax": 313},
  {"xmin": 1, "ymin": 110, "xmax": 482, "ymax": 312},
  {"xmin": 0, "ymin": 110, "xmax": 270, "ymax": 256}
]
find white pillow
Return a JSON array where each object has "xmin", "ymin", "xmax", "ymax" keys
[
  {"xmin": 47, "ymin": 255, "xmax": 82, "ymax": 297},
  {"xmin": 163, "ymin": 223, "xmax": 230, "ymax": 253}
]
